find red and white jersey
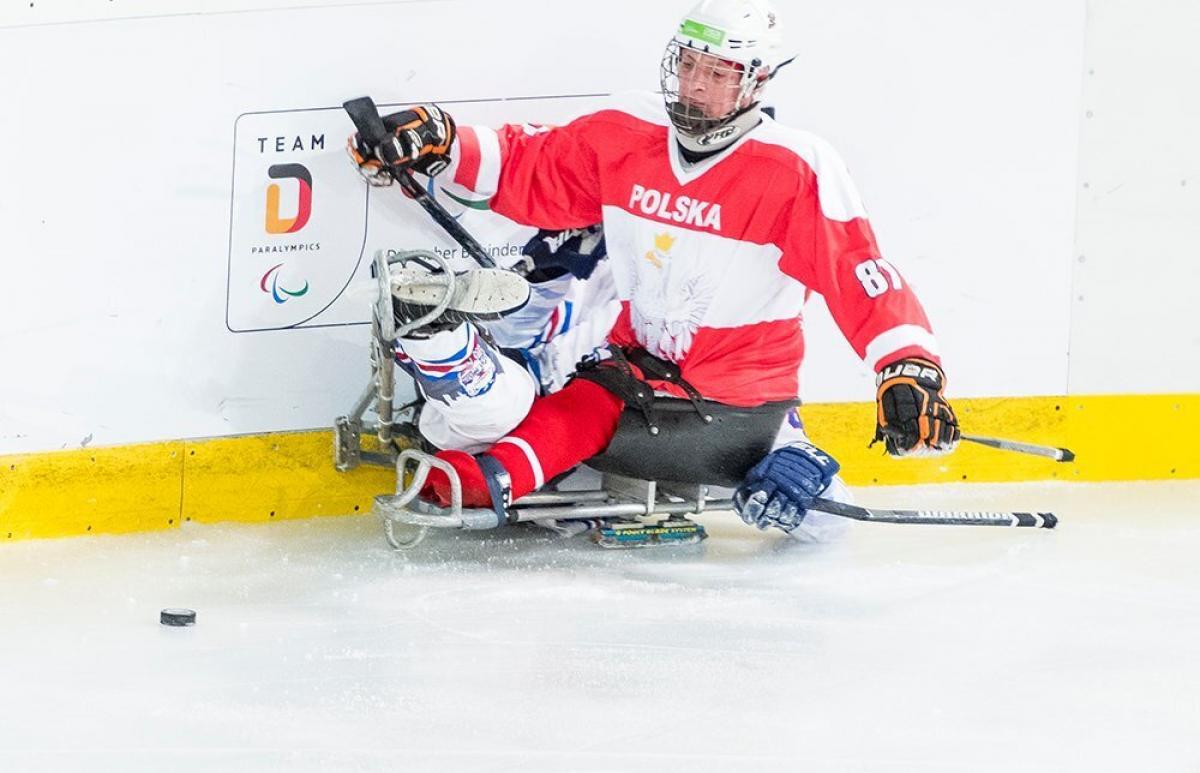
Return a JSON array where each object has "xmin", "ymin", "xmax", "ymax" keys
[{"xmin": 442, "ymin": 93, "xmax": 939, "ymax": 407}]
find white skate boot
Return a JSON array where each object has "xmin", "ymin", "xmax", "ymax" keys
[{"xmin": 388, "ymin": 251, "xmax": 530, "ymax": 338}]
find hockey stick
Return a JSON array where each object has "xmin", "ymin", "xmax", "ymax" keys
[
  {"xmin": 808, "ymin": 497, "xmax": 1058, "ymax": 529},
  {"xmin": 342, "ymin": 96, "xmax": 497, "ymax": 268},
  {"xmin": 962, "ymin": 434, "xmax": 1075, "ymax": 463}
]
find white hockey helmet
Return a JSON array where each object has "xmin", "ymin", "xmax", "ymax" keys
[{"xmin": 660, "ymin": 0, "xmax": 789, "ymax": 148}]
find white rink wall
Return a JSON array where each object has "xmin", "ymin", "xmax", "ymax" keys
[{"xmin": 0, "ymin": 0, "xmax": 1194, "ymax": 455}]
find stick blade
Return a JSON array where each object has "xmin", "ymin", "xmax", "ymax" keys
[
  {"xmin": 342, "ymin": 96, "xmax": 388, "ymax": 145},
  {"xmin": 1014, "ymin": 512, "xmax": 1059, "ymax": 529}
]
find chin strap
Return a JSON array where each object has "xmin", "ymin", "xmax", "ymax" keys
[
  {"xmin": 769, "ymin": 56, "xmax": 797, "ymax": 80},
  {"xmin": 674, "ymin": 103, "xmax": 763, "ymax": 157}
]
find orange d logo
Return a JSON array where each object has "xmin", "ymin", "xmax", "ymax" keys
[{"xmin": 265, "ymin": 164, "xmax": 313, "ymax": 234}]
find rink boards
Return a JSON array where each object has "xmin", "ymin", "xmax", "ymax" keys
[{"xmin": 1, "ymin": 393, "xmax": 1195, "ymax": 541}]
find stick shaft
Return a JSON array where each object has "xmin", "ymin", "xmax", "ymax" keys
[
  {"xmin": 808, "ymin": 497, "xmax": 1057, "ymax": 529},
  {"xmin": 962, "ymin": 434, "xmax": 1075, "ymax": 463},
  {"xmin": 395, "ymin": 172, "xmax": 497, "ymax": 268}
]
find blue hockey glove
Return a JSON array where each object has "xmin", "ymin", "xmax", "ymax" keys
[
  {"xmin": 733, "ymin": 443, "xmax": 840, "ymax": 532},
  {"xmin": 521, "ymin": 225, "xmax": 606, "ymax": 280}
]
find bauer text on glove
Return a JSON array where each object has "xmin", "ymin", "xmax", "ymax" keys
[{"xmin": 874, "ymin": 357, "xmax": 960, "ymax": 456}]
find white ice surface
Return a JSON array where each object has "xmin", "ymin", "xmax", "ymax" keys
[{"xmin": 1, "ymin": 481, "xmax": 1199, "ymax": 772}]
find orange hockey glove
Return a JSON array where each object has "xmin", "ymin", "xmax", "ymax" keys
[{"xmin": 874, "ymin": 358, "xmax": 960, "ymax": 457}]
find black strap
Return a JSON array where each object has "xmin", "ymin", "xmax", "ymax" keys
[
  {"xmin": 477, "ymin": 453, "xmax": 517, "ymax": 524},
  {"xmin": 623, "ymin": 349, "xmax": 712, "ymax": 423},
  {"xmin": 572, "ymin": 347, "xmax": 711, "ymax": 435},
  {"xmin": 574, "ymin": 349, "xmax": 660, "ymax": 434}
]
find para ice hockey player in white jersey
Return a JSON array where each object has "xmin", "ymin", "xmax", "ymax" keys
[{"xmin": 347, "ymin": 0, "xmax": 961, "ymax": 540}]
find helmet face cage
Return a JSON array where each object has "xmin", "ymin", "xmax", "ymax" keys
[{"xmin": 660, "ymin": 39, "xmax": 766, "ymax": 137}]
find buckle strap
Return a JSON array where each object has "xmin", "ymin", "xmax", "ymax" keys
[
  {"xmin": 573, "ymin": 346, "xmax": 715, "ymax": 433},
  {"xmin": 622, "ymin": 348, "xmax": 712, "ymax": 424},
  {"xmin": 476, "ymin": 454, "xmax": 517, "ymax": 525},
  {"xmin": 573, "ymin": 349, "xmax": 660, "ymax": 435}
]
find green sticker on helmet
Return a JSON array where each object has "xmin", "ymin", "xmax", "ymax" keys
[{"xmin": 680, "ymin": 19, "xmax": 726, "ymax": 46}]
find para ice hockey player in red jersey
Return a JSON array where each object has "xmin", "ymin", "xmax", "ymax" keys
[{"xmin": 348, "ymin": 0, "xmax": 960, "ymax": 539}]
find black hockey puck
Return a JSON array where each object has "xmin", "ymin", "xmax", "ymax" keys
[{"xmin": 160, "ymin": 608, "xmax": 196, "ymax": 627}]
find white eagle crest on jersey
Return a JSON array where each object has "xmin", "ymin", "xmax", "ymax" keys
[{"xmin": 630, "ymin": 231, "xmax": 717, "ymax": 361}]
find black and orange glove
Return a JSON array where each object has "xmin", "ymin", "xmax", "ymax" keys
[
  {"xmin": 873, "ymin": 358, "xmax": 960, "ymax": 457},
  {"xmin": 346, "ymin": 103, "xmax": 456, "ymax": 185}
]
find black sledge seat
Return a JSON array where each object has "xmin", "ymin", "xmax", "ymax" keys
[{"xmin": 585, "ymin": 398, "xmax": 796, "ymax": 488}]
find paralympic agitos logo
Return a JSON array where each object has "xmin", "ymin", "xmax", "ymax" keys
[{"xmin": 260, "ymin": 263, "xmax": 309, "ymax": 303}]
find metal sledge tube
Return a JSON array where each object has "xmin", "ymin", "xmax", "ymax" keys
[
  {"xmin": 375, "ymin": 500, "xmax": 497, "ymax": 530},
  {"xmin": 515, "ymin": 490, "xmax": 613, "ymax": 506},
  {"xmin": 359, "ymin": 451, "xmax": 397, "ymax": 467},
  {"xmin": 507, "ymin": 499, "xmax": 734, "ymax": 523},
  {"xmin": 379, "ymin": 500, "xmax": 714, "ymax": 530},
  {"xmin": 348, "ymin": 380, "xmax": 375, "ymax": 424}
]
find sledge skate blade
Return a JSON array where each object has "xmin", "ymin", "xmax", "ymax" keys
[
  {"xmin": 390, "ymin": 268, "xmax": 530, "ymax": 315},
  {"xmin": 593, "ymin": 518, "xmax": 707, "ymax": 549}
]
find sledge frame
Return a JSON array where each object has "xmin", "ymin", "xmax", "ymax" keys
[{"xmin": 332, "ymin": 248, "xmax": 725, "ymax": 549}]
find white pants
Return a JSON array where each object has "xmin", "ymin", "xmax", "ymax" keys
[{"xmin": 397, "ymin": 266, "xmax": 620, "ymax": 453}]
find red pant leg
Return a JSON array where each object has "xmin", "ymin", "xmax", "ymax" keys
[{"xmin": 426, "ymin": 378, "xmax": 624, "ymax": 507}]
